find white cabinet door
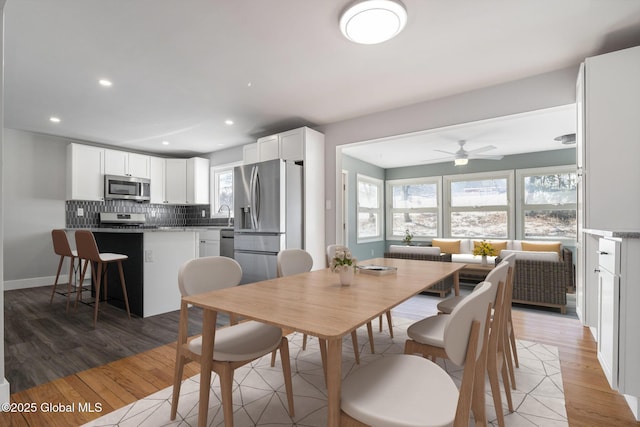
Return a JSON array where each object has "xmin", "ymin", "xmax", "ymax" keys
[
  {"xmin": 104, "ymin": 149, "xmax": 151, "ymax": 178},
  {"xmin": 165, "ymin": 158, "xmax": 187, "ymax": 204},
  {"xmin": 257, "ymin": 134, "xmax": 279, "ymax": 161},
  {"xmin": 127, "ymin": 153, "xmax": 151, "ymax": 179},
  {"xmin": 104, "ymin": 149, "xmax": 128, "ymax": 176},
  {"xmin": 598, "ymin": 267, "xmax": 619, "ymax": 389},
  {"xmin": 150, "ymin": 156, "xmax": 166, "ymax": 204},
  {"xmin": 243, "ymin": 144, "xmax": 258, "ymax": 164},
  {"xmin": 67, "ymin": 143, "xmax": 105, "ymax": 200},
  {"xmin": 280, "ymin": 128, "xmax": 304, "ymax": 161},
  {"xmin": 187, "ymin": 157, "xmax": 210, "ymax": 204}
]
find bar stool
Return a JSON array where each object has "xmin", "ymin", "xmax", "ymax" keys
[
  {"xmin": 50, "ymin": 229, "xmax": 79, "ymax": 313},
  {"xmin": 74, "ymin": 230, "xmax": 131, "ymax": 327}
]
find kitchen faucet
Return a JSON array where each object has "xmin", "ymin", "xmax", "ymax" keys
[{"xmin": 218, "ymin": 204, "xmax": 232, "ymax": 227}]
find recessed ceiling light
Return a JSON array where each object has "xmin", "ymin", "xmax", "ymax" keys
[
  {"xmin": 225, "ymin": 119, "xmax": 234, "ymax": 125},
  {"xmin": 340, "ymin": 0, "xmax": 407, "ymax": 45},
  {"xmin": 98, "ymin": 79, "xmax": 112, "ymax": 87},
  {"xmin": 162, "ymin": 141, "xmax": 170, "ymax": 146},
  {"xmin": 49, "ymin": 116, "xmax": 61, "ymax": 123},
  {"xmin": 247, "ymin": 82, "xmax": 252, "ymax": 87}
]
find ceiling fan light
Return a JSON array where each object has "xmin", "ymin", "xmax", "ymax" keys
[
  {"xmin": 340, "ymin": 0, "xmax": 407, "ymax": 45},
  {"xmin": 454, "ymin": 158, "xmax": 468, "ymax": 166}
]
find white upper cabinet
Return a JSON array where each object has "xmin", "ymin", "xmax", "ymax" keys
[
  {"xmin": 104, "ymin": 149, "xmax": 150, "ymax": 178},
  {"xmin": 187, "ymin": 157, "xmax": 210, "ymax": 204},
  {"xmin": 257, "ymin": 134, "xmax": 279, "ymax": 162},
  {"xmin": 583, "ymin": 46, "xmax": 640, "ymax": 230},
  {"xmin": 162, "ymin": 157, "xmax": 210, "ymax": 204},
  {"xmin": 67, "ymin": 143, "xmax": 105, "ymax": 201},
  {"xmin": 165, "ymin": 158, "xmax": 188, "ymax": 204},
  {"xmin": 243, "ymin": 143, "xmax": 258, "ymax": 164},
  {"xmin": 246, "ymin": 126, "xmax": 310, "ymax": 164},
  {"xmin": 149, "ymin": 156, "xmax": 166, "ymax": 204}
]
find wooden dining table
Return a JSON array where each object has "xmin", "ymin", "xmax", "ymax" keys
[{"xmin": 178, "ymin": 257, "xmax": 466, "ymax": 427}]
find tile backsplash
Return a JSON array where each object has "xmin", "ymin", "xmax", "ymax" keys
[{"xmin": 66, "ymin": 200, "xmax": 231, "ymax": 228}]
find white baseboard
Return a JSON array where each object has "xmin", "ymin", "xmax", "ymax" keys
[
  {"xmin": 0, "ymin": 378, "xmax": 9, "ymax": 404},
  {"xmin": 3, "ymin": 276, "xmax": 56, "ymax": 291},
  {"xmin": 624, "ymin": 394, "xmax": 640, "ymax": 421}
]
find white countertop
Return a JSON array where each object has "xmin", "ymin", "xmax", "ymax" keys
[{"xmin": 583, "ymin": 229, "xmax": 640, "ymax": 239}]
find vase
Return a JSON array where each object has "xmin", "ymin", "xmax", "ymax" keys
[
  {"xmin": 481, "ymin": 255, "xmax": 488, "ymax": 266},
  {"xmin": 339, "ymin": 267, "xmax": 354, "ymax": 286}
]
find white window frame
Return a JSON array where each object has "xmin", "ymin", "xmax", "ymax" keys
[
  {"xmin": 443, "ymin": 170, "xmax": 515, "ymax": 239},
  {"xmin": 210, "ymin": 162, "xmax": 242, "ymax": 219},
  {"xmin": 357, "ymin": 174, "xmax": 384, "ymax": 243},
  {"xmin": 385, "ymin": 176, "xmax": 442, "ymax": 241},
  {"xmin": 516, "ymin": 165, "xmax": 577, "ymax": 244}
]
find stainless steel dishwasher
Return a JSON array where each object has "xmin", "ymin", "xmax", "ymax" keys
[{"xmin": 220, "ymin": 229, "xmax": 234, "ymax": 258}]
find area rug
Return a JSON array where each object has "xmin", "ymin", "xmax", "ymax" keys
[{"xmin": 82, "ymin": 317, "xmax": 568, "ymax": 426}]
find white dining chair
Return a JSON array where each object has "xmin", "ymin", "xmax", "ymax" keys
[
  {"xmin": 327, "ymin": 244, "xmax": 393, "ymax": 354},
  {"xmin": 170, "ymin": 256, "xmax": 294, "ymax": 427},
  {"xmin": 273, "ymin": 248, "xmax": 362, "ymax": 366},
  {"xmin": 405, "ymin": 260, "xmax": 513, "ymax": 427},
  {"xmin": 341, "ymin": 277, "xmax": 495, "ymax": 427}
]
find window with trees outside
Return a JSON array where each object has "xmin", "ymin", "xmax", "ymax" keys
[
  {"xmin": 210, "ymin": 165, "xmax": 237, "ymax": 219},
  {"xmin": 517, "ymin": 166, "xmax": 577, "ymax": 240},
  {"xmin": 357, "ymin": 174, "xmax": 383, "ymax": 242},
  {"xmin": 386, "ymin": 177, "xmax": 441, "ymax": 240},
  {"xmin": 444, "ymin": 171, "xmax": 514, "ymax": 238}
]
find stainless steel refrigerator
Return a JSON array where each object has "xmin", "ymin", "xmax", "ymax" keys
[{"xmin": 234, "ymin": 159, "xmax": 303, "ymax": 284}]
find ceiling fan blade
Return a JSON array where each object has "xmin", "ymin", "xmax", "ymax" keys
[
  {"xmin": 434, "ymin": 149, "xmax": 456, "ymax": 155},
  {"xmin": 466, "ymin": 144, "xmax": 496, "ymax": 154},
  {"xmin": 468, "ymin": 154, "xmax": 504, "ymax": 160}
]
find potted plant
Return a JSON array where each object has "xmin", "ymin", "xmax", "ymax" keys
[
  {"xmin": 330, "ymin": 247, "xmax": 357, "ymax": 285},
  {"xmin": 402, "ymin": 229, "xmax": 413, "ymax": 245},
  {"xmin": 473, "ymin": 240, "xmax": 497, "ymax": 266}
]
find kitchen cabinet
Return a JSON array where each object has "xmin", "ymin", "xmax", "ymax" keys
[
  {"xmin": 243, "ymin": 143, "xmax": 258, "ymax": 164},
  {"xmin": 198, "ymin": 229, "xmax": 220, "ymax": 257},
  {"xmin": 577, "ymin": 46, "xmax": 640, "ymax": 326},
  {"xmin": 163, "ymin": 157, "xmax": 210, "ymax": 204},
  {"xmin": 164, "ymin": 159, "xmax": 187, "ymax": 204},
  {"xmin": 187, "ymin": 157, "xmax": 210, "ymax": 204},
  {"xmin": 149, "ymin": 156, "xmax": 166, "ymax": 204},
  {"xmin": 66, "ymin": 143, "xmax": 105, "ymax": 201},
  {"xmin": 254, "ymin": 127, "xmax": 307, "ymax": 163},
  {"xmin": 584, "ymin": 230, "xmax": 640, "ymax": 420},
  {"xmin": 104, "ymin": 149, "xmax": 151, "ymax": 178}
]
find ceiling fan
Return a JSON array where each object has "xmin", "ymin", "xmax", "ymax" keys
[{"xmin": 435, "ymin": 140, "xmax": 504, "ymax": 166}]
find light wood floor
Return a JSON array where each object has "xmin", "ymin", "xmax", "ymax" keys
[{"xmin": 5, "ymin": 299, "xmax": 640, "ymax": 426}]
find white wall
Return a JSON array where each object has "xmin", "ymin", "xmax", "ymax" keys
[
  {"xmin": 2, "ymin": 129, "xmax": 68, "ymax": 288},
  {"xmin": 317, "ymin": 65, "xmax": 580, "ymax": 244},
  {"xmin": 1, "ymin": 0, "xmax": 10, "ymax": 404}
]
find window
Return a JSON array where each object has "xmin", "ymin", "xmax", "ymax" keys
[
  {"xmin": 357, "ymin": 174, "xmax": 383, "ymax": 242},
  {"xmin": 444, "ymin": 171, "xmax": 514, "ymax": 238},
  {"xmin": 210, "ymin": 163, "xmax": 240, "ymax": 218},
  {"xmin": 517, "ymin": 166, "xmax": 577, "ymax": 240},
  {"xmin": 386, "ymin": 177, "xmax": 441, "ymax": 240}
]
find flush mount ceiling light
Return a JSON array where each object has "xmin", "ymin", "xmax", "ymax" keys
[
  {"xmin": 340, "ymin": 0, "xmax": 407, "ymax": 44},
  {"xmin": 49, "ymin": 116, "xmax": 61, "ymax": 123},
  {"xmin": 98, "ymin": 79, "xmax": 112, "ymax": 87}
]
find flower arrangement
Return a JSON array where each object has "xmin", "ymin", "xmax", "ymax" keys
[
  {"xmin": 473, "ymin": 240, "xmax": 497, "ymax": 257},
  {"xmin": 330, "ymin": 247, "xmax": 357, "ymax": 272},
  {"xmin": 402, "ymin": 229, "xmax": 413, "ymax": 244}
]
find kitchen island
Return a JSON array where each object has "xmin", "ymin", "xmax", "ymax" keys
[{"xmin": 67, "ymin": 227, "xmax": 231, "ymax": 317}]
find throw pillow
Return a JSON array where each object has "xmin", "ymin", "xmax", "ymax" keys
[
  {"xmin": 432, "ymin": 239, "xmax": 461, "ymax": 254},
  {"xmin": 521, "ymin": 241, "xmax": 562, "ymax": 255},
  {"xmin": 473, "ymin": 240, "xmax": 508, "ymax": 254}
]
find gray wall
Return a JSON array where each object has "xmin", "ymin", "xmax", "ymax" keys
[
  {"xmin": 3, "ymin": 129, "xmax": 68, "ymax": 282},
  {"xmin": 318, "ymin": 65, "xmax": 579, "ymax": 244},
  {"xmin": 341, "ymin": 155, "xmax": 386, "ymax": 262}
]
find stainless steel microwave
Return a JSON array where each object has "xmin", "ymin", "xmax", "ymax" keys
[{"xmin": 104, "ymin": 175, "xmax": 151, "ymax": 202}]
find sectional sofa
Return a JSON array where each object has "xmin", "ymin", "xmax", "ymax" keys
[{"xmin": 388, "ymin": 238, "xmax": 574, "ymax": 313}]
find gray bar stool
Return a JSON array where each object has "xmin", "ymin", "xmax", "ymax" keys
[
  {"xmin": 50, "ymin": 229, "xmax": 80, "ymax": 313},
  {"xmin": 74, "ymin": 230, "xmax": 131, "ymax": 327}
]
